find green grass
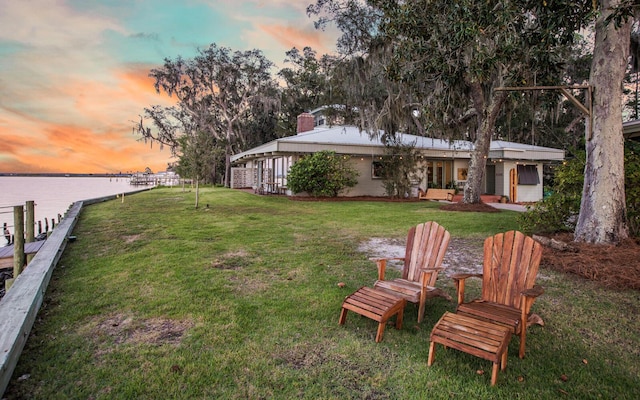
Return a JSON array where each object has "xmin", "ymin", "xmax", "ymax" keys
[{"xmin": 5, "ymin": 187, "xmax": 639, "ymax": 399}]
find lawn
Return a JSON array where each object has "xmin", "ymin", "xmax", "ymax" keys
[{"xmin": 5, "ymin": 187, "xmax": 639, "ymax": 399}]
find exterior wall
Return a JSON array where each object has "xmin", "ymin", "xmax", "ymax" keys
[
  {"xmin": 231, "ymin": 155, "xmax": 547, "ymax": 201},
  {"xmin": 517, "ymin": 183, "xmax": 543, "ymax": 203},
  {"xmin": 231, "ymin": 167, "xmax": 255, "ymax": 189},
  {"xmin": 515, "ymin": 163, "xmax": 543, "ymax": 203},
  {"xmin": 345, "ymin": 157, "xmax": 386, "ymax": 196},
  {"xmin": 500, "ymin": 161, "xmax": 543, "ymax": 202}
]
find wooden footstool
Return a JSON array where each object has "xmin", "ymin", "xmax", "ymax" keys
[
  {"xmin": 339, "ymin": 287, "xmax": 406, "ymax": 342},
  {"xmin": 428, "ymin": 312, "xmax": 512, "ymax": 386}
]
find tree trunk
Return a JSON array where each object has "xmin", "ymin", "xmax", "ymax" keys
[
  {"xmin": 224, "ymin": 123, "xmax": 233, "ymax": 188},
  {"xmin": 463, "ymin": 87, "xmax": 507, "ymax": 204},
  {"xmin": 463, "ymin": 135, "xmax": 489, "ymax": 204},
  {"xmin": 224, "ymin": 144, "xmax": 232, "ymax": 188},
  {"xmin": 195, "ymin": 177, "xmax": 200, "ymax": 209},
  {"xmin": 574, "ymin": 0, "xmax": 631, "ymax": 244}
]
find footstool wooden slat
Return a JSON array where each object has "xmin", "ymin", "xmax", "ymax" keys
[
  {"xmin": 339, "ymin": 287, "xmax": 406, "ymax": 342},
  {"xmin": 428, "ymin": 312, "xmax": 512, "ymax": 386}
]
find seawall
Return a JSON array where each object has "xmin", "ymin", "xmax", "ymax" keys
[{"xmin": 0, "ymin": 188, "xmax": 151, "ymax": 395}]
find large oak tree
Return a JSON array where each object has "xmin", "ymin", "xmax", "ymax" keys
[
  {"xmin": 310, "ymin": 0, "xmax": 591, "ymax": 203},
  {"xmin": 574, "ymin": 0, "xmax": 636, "ymax": 244},
  {"xmin": 147, "ymin": 44, "xmax": 277, "ymax": 187}
]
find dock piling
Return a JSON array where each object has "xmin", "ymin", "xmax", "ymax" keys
[
  {"xmin": 26, "ymin": 201, "xmax": 34, "ymax": 264},
  {"xmin": 13, "ymin": 205, "xmax": 25, "ymax": 278}
]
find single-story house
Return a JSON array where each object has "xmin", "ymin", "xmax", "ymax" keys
[{"xmin": 230, "ymin": 110, "xmax": 564, "ymax": 202}]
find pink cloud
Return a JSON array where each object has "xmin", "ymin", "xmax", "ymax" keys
[
  {"xmin": 1, "ymin": 118, "xmax": 172, "ymax": 174},
  {"xmin": 258, "ymin": 24, "xmax": 328, "ymax": 53}
]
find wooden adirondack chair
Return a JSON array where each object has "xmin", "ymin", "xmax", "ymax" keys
[
  {"xmin": 372, "ymin": 221, "xmax": 451, "ymax": 323},
  {"xmin": 452, "ymin": 230, "xmax": 544, "ymax": 359}
]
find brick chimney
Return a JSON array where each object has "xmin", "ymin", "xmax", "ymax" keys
[{"xmin": 296, "ymin": 112, "xmax": 315, "ymax": 134}]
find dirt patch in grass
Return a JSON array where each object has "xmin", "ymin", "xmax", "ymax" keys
[
  {"xmin": 210, "ymin": 250, "xmax": 250, "ymax": 270},
  {"xmin": 342, "ymin": 195, "xmax": 640, "ymax": 291},
  {"xmin": 275, "ymin": 343, "xmax": 392, "ymax": 399},
  {"xmin": 122, "ymin": 234, "xmax": 142, "ymax": 244},
  {"xmin": 358, "ymin": 237, "xmax": 484, "ymax": 276},
  {"xmin": 87, "ymin": 313, "xmax": 194, "ymax": 347}
]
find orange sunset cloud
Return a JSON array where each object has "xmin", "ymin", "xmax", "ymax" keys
[
  {"xmin": 1, "ymin": 63, "xmax": 176, "ymax": 174},
  {"xmin": 2, "ymin": 120, "xmax": 173, "ymax": 174},
  {"xmin": 258, "ymin": 24, "xmax": 329, "ymax": 55}
]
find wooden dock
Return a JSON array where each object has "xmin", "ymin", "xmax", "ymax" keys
[
  {"xmin": 0, "ymin": 241, "xmax": 46, "ymax": 270},
  {"xmin": 129, "ymin": 173, "xmax": 185, "ymax": 186}
]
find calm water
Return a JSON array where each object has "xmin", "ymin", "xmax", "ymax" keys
[{"xmin": 0, "ymin": 176, "xmax": 142, "ymax": 236}]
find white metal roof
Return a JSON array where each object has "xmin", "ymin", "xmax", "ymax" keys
[{"xmin": 231, "ymin": 125, "xmax": 564, "ymax": 162}]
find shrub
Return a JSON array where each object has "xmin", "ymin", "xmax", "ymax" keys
[
  {"xmin": 518, "ymin": 151, "xmax": 584, "ymax": 235},
  {"xmin": 519, "ymin": 142, "xmax": 640, "ymax": 237},
  {"xmin": 287, "ymin": 151, "xmax": 359, "ymax": 197},
  {"xmin": 625, "ymin": 141, "xmax": 640, "ymax": 237},
  {"xmin": 376, "ymin": 139, "xmax": 421, "ymax": 198}
]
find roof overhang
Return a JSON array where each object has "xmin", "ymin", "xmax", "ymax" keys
[
  {"xmin": 231, "ymin": 126, "xmax": 565, "ymax": 164},
  {"xmin": 623, "ymin": 119, "xmax": 640, "ymax": 140}
]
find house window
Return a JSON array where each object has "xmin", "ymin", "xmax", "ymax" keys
[
  {"xmin": 457, "ymin": 168, "xmax": 468, "ymax": 181},
  {"xmin": 517, "ymin": 165, "xmax": 539, "ymax": 185},
  {"xmin": 372, "ymin": 161, "xmax": 385, "ymax": 179}
]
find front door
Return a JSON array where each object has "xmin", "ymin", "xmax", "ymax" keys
[{"xmin": 485, "ymin": 164, "xmax": 496, "ymax": 194}]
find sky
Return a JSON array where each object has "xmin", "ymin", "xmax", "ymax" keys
[{"xmin": 0, "ymin": 0, "xmax": 338, "ymax": 174}]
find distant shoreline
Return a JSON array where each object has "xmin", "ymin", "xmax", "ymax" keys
[{"xmin": 0, "ymin": 173, "xmax": 131, "ymax": 178}]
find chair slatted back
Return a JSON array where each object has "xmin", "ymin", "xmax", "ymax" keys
[
  {"xmin": 402, "ymin": 221, "xmax": 451, "ymax": 286},
  {"xmin": 481, "ymin": 230, "xmax": 543, "ymax": 311}
]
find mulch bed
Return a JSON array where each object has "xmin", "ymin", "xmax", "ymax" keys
[
  {"xmin": 438, "ymin": 202, "xmax": 501, "ymax": 213},
  {"xmin": 540, "ymin": 233, "xmax": 640, "ymax": 291},
  {"xmin": 288, "ymin": 196, "xmax": 421, "ymax": 202}
]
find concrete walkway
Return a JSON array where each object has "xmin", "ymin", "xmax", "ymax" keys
[{"xmin": 487, "ymin": 202, "xmax": 528, "ymax": 212}]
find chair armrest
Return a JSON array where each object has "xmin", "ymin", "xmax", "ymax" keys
[
  {"xmin": 369, "ymin": 257, "xmax": 405, "ymax": 262},
  {"xmin": 521, "ymin": 285, "xmax": 544, "ymax": 298},
  {"xmin": 451, "ymin": 273, "xmax": 482, "ymax": 281},
  {"xmin": 520, "ymin": 285, "xmax": 545, "ymax": 320},
  {"xmin": 421, "ymin": 267, "xmax": 444, "ymax": 272},
  {"xmin": 451, "ymin": 273, "xmax": 483, "ymax": 305},
  {"xmin": 370, "ymin": 257, "xmax": 405, "ymax": 281},
  {"xmin": 419, "ymin": 267, "xmax": 444, "ymax": 287}
]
